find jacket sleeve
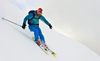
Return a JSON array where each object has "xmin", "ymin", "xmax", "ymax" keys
[
  {"xmin": 23, "ymin": 13, "xmax": 33, "ymax": 24},
  {"xmin": 40, "ymin": 15, "xmax": 50, "ymax": 26}
]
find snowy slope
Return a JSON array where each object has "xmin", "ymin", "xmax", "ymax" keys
[{"xmin": 0, "ymin": 0, "xmax": 100, "ymax": 61}]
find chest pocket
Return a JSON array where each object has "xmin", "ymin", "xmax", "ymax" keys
[{"xmin": 34, "ymin": 16, "xmax": 40, "ymax": 19}]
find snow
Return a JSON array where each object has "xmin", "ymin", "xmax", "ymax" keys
[{"xmin": 0, "ymin": 0, "xmax": 100, "ymax": 61}]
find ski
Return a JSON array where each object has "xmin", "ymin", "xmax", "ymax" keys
[
  {"xmin": 38, "ymin": 44, "xmax": 48, "ymax": 54},
  {"xmin": 32, "ymin": 37, "xmax": 56, "ymax": 56},
  {"xmin": 45, "ymin": 47, "xmax": 56, "ymax": 56},
  {"xmin": 32, "ymin": 37, "xmax": 48, "ymax": 55}
]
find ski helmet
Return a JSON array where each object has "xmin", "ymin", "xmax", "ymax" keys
[{"xmin": 37, "ymin": 8, "xmax": 43, "ymax": 13}]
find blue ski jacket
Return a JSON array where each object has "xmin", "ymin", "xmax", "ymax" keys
[{"xmin": 23, "ymin": 10, "xmax": 50, "ymax": 27}]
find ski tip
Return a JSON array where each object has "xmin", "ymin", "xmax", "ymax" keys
[
  {"xmin": 51, "ymin": 52, "xmax": 56, "ymax": 56},
  {"xmin": 44, "ymin": 51, "xmax": 48, "ymax": 54}
]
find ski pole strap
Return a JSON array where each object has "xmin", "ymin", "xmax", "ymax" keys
[{"xmin": 2, "ymin": 17, "xmax": 22, "ymax": 27}]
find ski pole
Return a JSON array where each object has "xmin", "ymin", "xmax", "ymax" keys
[{"xmin": 2, "ymin": 17, "xmax": 22, "ymax": 27}]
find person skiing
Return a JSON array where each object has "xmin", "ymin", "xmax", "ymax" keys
[{"xmin": 22, "ymin": 8, "xmax": 52, "ymax": 48}]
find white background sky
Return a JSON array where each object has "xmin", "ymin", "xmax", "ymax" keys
[{"xmin": 41, "ymin": 0, "xmax": 100, "ymax": 55}]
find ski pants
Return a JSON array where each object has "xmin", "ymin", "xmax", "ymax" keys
[{"xmin": 29, "ymin": 26, "xmax": 45, "ymax": 44}]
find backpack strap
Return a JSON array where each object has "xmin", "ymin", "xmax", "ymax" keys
[
  {"xmin": 28, "ymin": 10, "xmax": 35, "ymax": 20},
  {"xmin": 28, "ymin": 10, "xmax": 41, "ymax": 25}
]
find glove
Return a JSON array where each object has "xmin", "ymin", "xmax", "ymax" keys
[
  {"xmin": 49, "ymin": 24, "xmax": 52, "ymax": 29},
  {"xmin": 22, "ymin": 24, "xmax": 26, "ymax": 29}
]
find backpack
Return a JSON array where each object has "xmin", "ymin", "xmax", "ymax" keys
[{"xmin": 28, "ymin": 10, "xmax": 40, "ymax": 25}]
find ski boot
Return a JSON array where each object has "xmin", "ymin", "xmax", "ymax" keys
[
  {"xmin": 42, "ymin": 43, "xmax": 49, "ymax": 52},
  {"xmin": 36, "ymin": 40, "xmax": 41, "ymax": 46}
]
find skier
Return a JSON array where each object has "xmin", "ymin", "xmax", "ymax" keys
[{"xmin": 22, "ymin": 8, "xmax": 52, "ymax": 48}]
